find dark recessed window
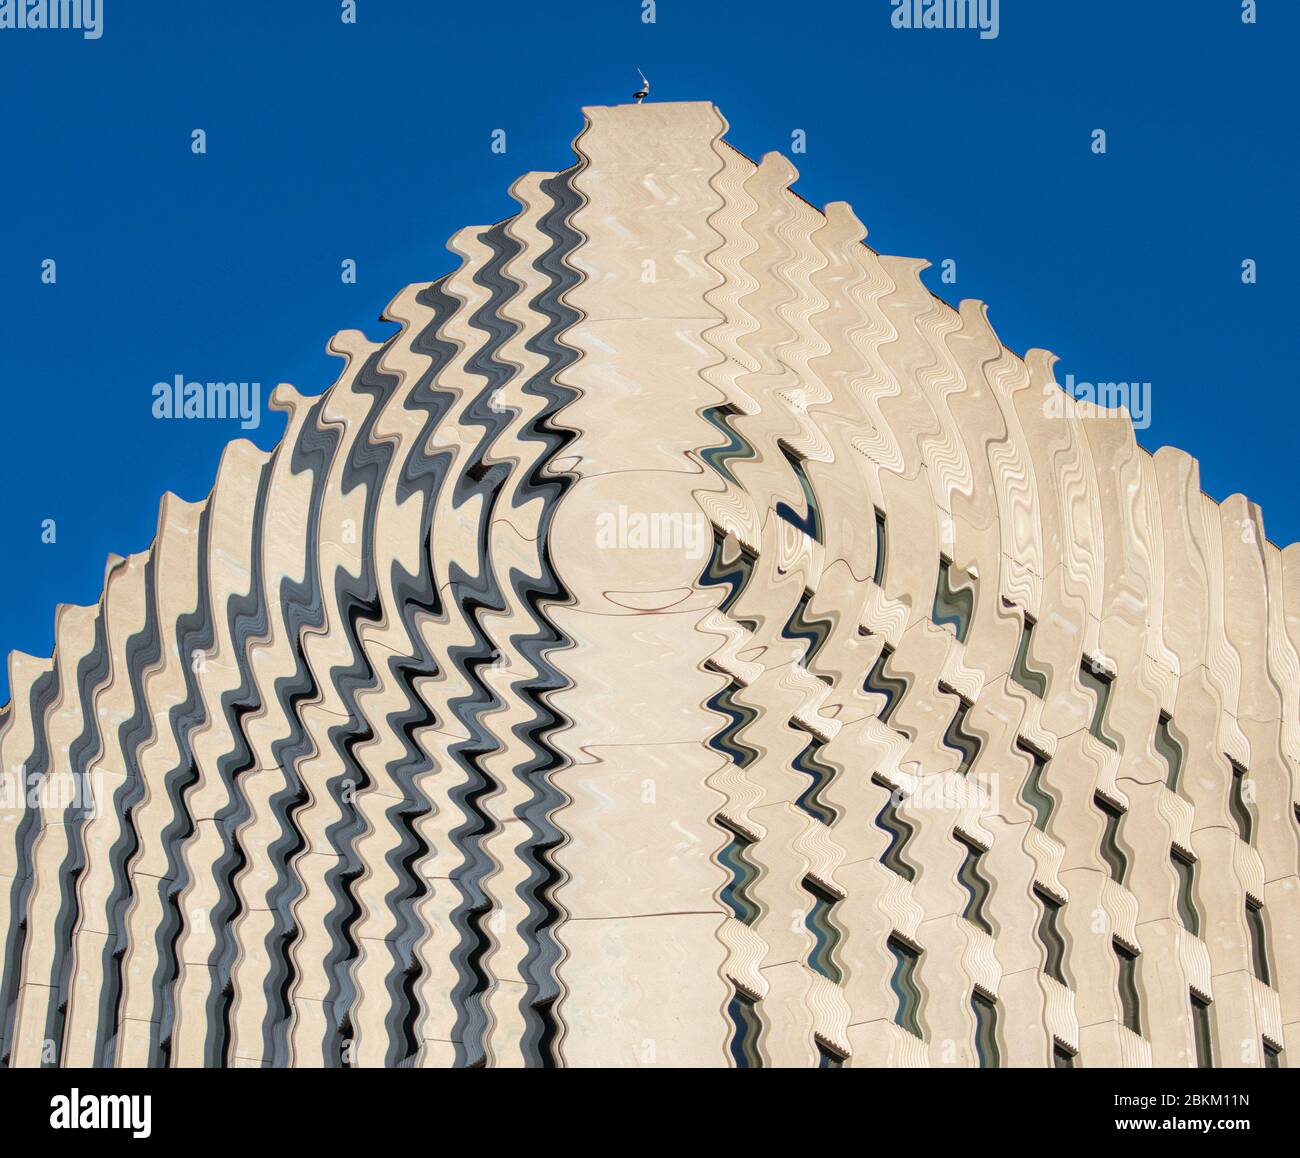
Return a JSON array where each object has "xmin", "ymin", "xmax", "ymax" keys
[
  {"xmin": 700, "ymin": 404, "xmax": 753, "ymax": 486},
  {"xmin": 955, "ymin": 832, "xmax": 994, "ymax": 936},
  {"xmin": 864, "ymin": 645, "xmax": 907, "ymax": 726},
  {"xmin": 932, "ymin": 558, "xmax": 974, "ymax": 644},
  {"xmin": 941, "ymin": 691, "xmax": 981, "ymax": 776},
  {"xmin": 817, "ymin": 1039, "xmax": 846, "ymax": 1069},
  {"xmin": 1114, "ymin": 941, "xmax": 1142, "ymax": 1037},
  {"xmin": 1079, "ymin": 661, "xmax": 1119, "ymax": 751},
  {"xmin": 1245, "ymin": 898, "xmax": 1271, "ymax": 987},
  {"xmin": 705, "ymin": 680, "xmax": 759, "ymax": 769},
  {"xmin": 971, "ymin": 990, "xmax": 1001, "ymax": 1068},
  {"xmin": 790, "ymin": 725, "xmax": 837, "ymax": 826},
  {"xmin": 1096, "ymin": 793, "xmax": 1130, "ymax": 885},
  {"xmin": 1010, "ymin": 615, "xmax": 1048, "ymax": 698},
  {"xmin": 1034, "ymin": 886, "xmax": 1068, "ymax": 986},
  {"xmin": 886, "ymin": 934, "xmax": 924, "ymax": 1040},
  {"xmin": 873, "ymin": 508, "xmax": 887, "ymax": 588},
  {"xmin": 717, "ymin": 820, "xmax": 760, "ymax": 926},
  {"xmin": 774, "ymin": 442, "xmax": 822, "ymax": 543},
  {"xmin": 873, "ymin": 775, "xmax": 917, "ymax": 883},
  {"xmin": 1170, "ymin": 847, "xmax": 1201, "ymax": 937},
  {"xmin": 727, "ymin": 990, "xmax": 762, "ymax": 1069},
  {"xmin": 1154, "ymin": 713, "xmax": 1183, "ymax": 793},
  {"xmin": 781, "ymin": 588, "xmax": 834, "ymax": 673},
  {"xmin": 699, "ymin": 526, "xmax": 759, "ymax": 629},
  {"xmin": 1018, "ymin": 741, "xmax": 1055, "ymax": 831},
  {"xmin": 802, "ymin": 877, "xmax": 843, "ymax": 985},
  {"xmin": 1229, "ymin": 761, "xmax": 1254, "ymax": 845},
  {"xmin": 1191, "ymin": 993, "xmax": 1213, "ymax": 1068}
]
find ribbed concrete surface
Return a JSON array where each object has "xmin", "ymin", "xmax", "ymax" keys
[{"xmin": 0, "ymin": 102, "xmax": 1295, "ymax": 1068}]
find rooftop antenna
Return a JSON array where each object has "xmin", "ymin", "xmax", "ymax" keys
[{"xmin": 633, "ymin": 69, "xmax": 650, "ymax": 104}]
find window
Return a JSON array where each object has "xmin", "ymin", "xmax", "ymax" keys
[
  {"xmin": 817, "ymin": 1039, "xmax": 846, "ymax": 1069},
  {"xmin": 1190, "ymin": 993, "xmax": 1213, "ymax": 1068},
  {"xmin": 887, "ymin": 934, "xmax": 924, "ymax": 1039},
  {"xmin": 1245, "ymin": 898, "xmax": 1271, "ymax": 986},
  {"xmin": 971, "ymin": 990, "xmax": 1001, "ymax": 1067},
  {"xmin": 864, "ymin": 645, "xmax": 907, "ymax": 726},
  {"xmin": 781, "ymin": 588, "xmax": 833, "ymax": 671},
  {"xmin": 940, "ymin": 689, "xmax": 981, "ymax": 776},
  {"xmin": 1170, "ymin": 848, "xmax": 1200, "ymax": 937},
  {"xmin": 1229, "ymin": 760, "xmax": 1254, "ymax": 845},
  {"xmin": 1079, "ymin": 661, "xmax": 1119, "ymax": 751},
  {"xmin": 1018, "ymin": 741, "xmax": 1055, "ymax": 831},
  {"xmin": 872, "ymin": 508, "xmax": 887, "ymax": 587},
  {"xmin": 700, "ymin": 403, "xmax": 754, "ymax": 485},
  {"xmin": 1154, "ymin": 713, "xmax": 1183, "ymax": 793},
  {"xmin": 790, "ymin": 726, "xmax": 837, "ymax": 826},
  {"xmin": 955, "ymin": 832, "xmax": 994, "ymax": 935},
  {"xmin": 774, "ymin": 442, "xmax": 822, "ymax": 543},
  {"xmin": 873, "ymin": 775, "xmax": 917, "ymax": 882},
  {"xmin": 699, "ymin": 526, "xmax": 758, "ymax": 628},
  {"xmin": 802, "ymin": 877, "xmax": 843, "ymax": 985},
  {"xmin": 1264, "ymin": 1041, "xmax": 1282, "ymax": 1068},
  {"xmin": 1095, "ymin": 793, "xmax": 1130, "ymax": 885},
  {"xmin": 1034, "ymin": 886, "xmax": 1068, "ymax": 985},
  {"xmin": 1114, "ymin": 941, "xmax": 1142, "ymax": 1036},
  {"xmin": 717, "ymin": 819, "xmax": 760, "ymax": 925},
  {"xmin": 1010, "ymin": 615, "xmax": 1048, "ymax": 698},
  {"xmin": 1053, "ymin": 1041, "xmax": 1076, "ymax": 1068},
  {"xmin": 932, "ymin": 558, "xmax": 974, "ymax": 644},
  {"xmin": 705, "ymin": 680, "xmax": 759, "ymax": 768},
  {"xmin": 727, "ymin": 989, "xmax": 762, "ymax": 1068}
]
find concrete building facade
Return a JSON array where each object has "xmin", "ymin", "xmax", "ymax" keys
[{"xmin": 0, "ymin": 102, "xmax": 1296, "ymax": 1068}]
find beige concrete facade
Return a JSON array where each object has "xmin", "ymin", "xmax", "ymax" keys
[{"xmin": 0, "ymin": 102, "xmax": 1296, "ymax": 1068}]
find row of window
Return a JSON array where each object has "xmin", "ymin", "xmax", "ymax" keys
[
  {"xmin": 1167, "ymin": 849, "xmax": 1271, "ymax": 988},
  {"xmin": 710, "ymin": 507, "xmax": 1283, "ymax": 1065},
  {"xmin": 862, "ymin": 507, "xmax": 1270, "ymax": 876},
  {"xmin": 722, "ymin": 811, "xmax": 1279, "ymax": 1065},
  {"xmin": 731, "ymin": 980, "xmax": 1281, "ymax": 1068},
  {"xmin": 886, "ymin": 934, "xmax": 1019, "ymax": 1069}
]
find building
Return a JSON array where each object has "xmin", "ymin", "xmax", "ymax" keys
[{"xmin": 0, "ymin": 102, "xmax": 1295, "ymax": 1068}]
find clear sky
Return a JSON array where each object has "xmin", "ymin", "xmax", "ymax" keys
[{"xmin": 0, "ymin": 0, "xmax": 1294, "ymax": 705}]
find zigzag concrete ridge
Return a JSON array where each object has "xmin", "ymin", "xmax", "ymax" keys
[{"xmin": 0, "ymin": 101, "xmax": 1295, "ymax": 1068}]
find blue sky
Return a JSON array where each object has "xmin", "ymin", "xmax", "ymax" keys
[{"xmin": 0, "ymin": 0, "xmax": 1294, "ymax": 704}]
